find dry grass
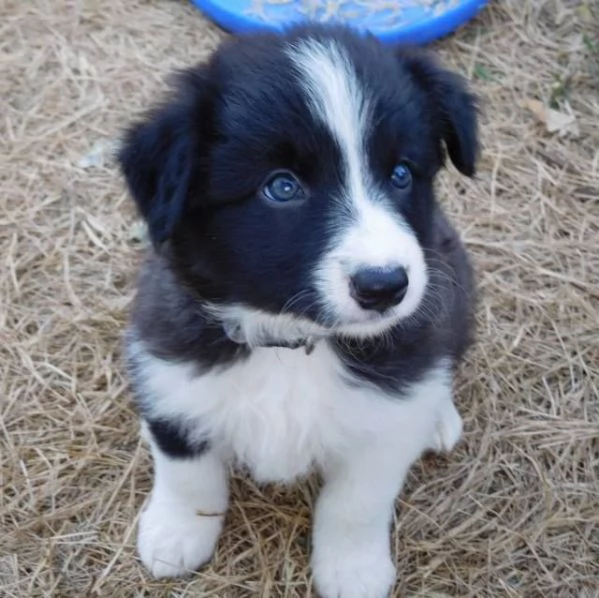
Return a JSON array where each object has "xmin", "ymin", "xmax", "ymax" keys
[{"xmin": 1, "ymin": 0, "xmax": 598, "ymax": 596}]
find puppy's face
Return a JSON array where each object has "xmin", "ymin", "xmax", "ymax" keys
[{"xmin": 120, "ymin": 26, "xmax": 477, "ymax": 340}]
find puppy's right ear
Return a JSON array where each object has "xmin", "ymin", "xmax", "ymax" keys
[{"xmin": 118, "ymin": 70, "xmax": 211, "ymax": 246}]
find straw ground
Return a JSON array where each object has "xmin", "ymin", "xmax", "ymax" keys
[{"xmin": 1, "ymin": 0, "xmax": 598, "ymax": 596}]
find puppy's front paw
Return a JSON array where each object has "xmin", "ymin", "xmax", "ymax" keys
[
  {"xmin": 431, "ymin": 399, "xmax": 463, "ymax": 454},
  {"xmin": 138, "ymin": 495, "xmax": 223, "ymax": 578},
  {"xmin": 312, "ymin": 542, "xmax": 396, "ymax": 598}
]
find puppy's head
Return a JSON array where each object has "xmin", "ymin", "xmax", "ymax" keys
[{"xmin": 119, "ymin": 25, "xmax": 477, "ymax": 342}]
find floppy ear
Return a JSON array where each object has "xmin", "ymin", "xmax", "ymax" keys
[
  {"xmin": 118, "ymin": 70, "xmax": 211, "ymax": 246},
  {"xmin": 401, "ymin": 50, "xmax": 479, "ymax": 177}
]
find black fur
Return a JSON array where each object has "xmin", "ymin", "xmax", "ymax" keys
[
  {"xmin": 148, "ymin": 418, "xmax": 210, "ymax": 459},
  {"xmin": 120, "ymin": 23, "xmax": 478, "ymax": 410},
  {"xmin": 130, "ymin": 253, "xmax": 250, "ymax": 367}
]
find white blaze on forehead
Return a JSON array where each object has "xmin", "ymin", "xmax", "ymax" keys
[
  {"xmin": 287, "ymin": 38, "xmax": 370, "ymax": 215},
  {"xmin": 287, "ymin": 38, "xmax": 428, "ymax": 332}
]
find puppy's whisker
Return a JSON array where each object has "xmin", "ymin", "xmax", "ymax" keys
[{"xmin": 281, "ymin": 289, "xmax": 315, "ymax": 315}]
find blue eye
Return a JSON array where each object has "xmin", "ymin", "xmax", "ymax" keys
[
  {"xmin": 390, "ymin": 163, "xmax": 412, "ymax": 190},
  {"xmin": 263, "ymin": 172, "xmax": 305, "ymax": 203}
]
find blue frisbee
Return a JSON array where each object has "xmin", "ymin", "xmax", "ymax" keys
[{"xmin": 190, "ymin": 0, "xmax": 488, "ymax": 45}]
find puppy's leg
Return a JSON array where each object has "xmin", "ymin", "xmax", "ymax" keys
[
  {"xmin": 431, "ymin": 395, "xmax": 463, "ymax": 454},
  {"xmin": 312, "ymin": 372, "xmax": 454, "ymax": 598},
  {"xmin": 311, "ymin": 443, "xmax": 404, "ymax": 598},
  {"xmin": 138, "ymin": 423, "xmax": 228, "ymax": 578}
]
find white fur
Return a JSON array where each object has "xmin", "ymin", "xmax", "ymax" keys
[
  {"xmin": 138, "ymin": 440, "xmax": 228, "ymax": 578},
  {"xmin": 132, "ymin": 336, "xmax": 461, "ymax": 595},
  {"xmin": 288, "ymin": 40, "xmax": 428, "ymax": 334},
  {"xmin": 432, "ymin": 396, "xmax": 464, "ymax": 453}
]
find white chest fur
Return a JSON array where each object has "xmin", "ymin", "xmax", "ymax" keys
[{"xmin": 132, "ymin": 341, "xmax": 452, "ymax": 483}]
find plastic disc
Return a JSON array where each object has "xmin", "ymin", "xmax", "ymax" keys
[{"xmin": 190, "ymin": 0, "xmax": 488, "ymax": 45}]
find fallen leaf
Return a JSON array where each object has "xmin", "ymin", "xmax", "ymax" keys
[
  {"xmin": 525, "ymin": 99, "xmax": 547, "ymax": 122},
  {"xmin": 524, "ymin": 99, "xmax": 579, "ymax": 137}
]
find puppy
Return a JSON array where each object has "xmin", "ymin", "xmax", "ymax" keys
[{"xmin": 119, "ymin": 23, "xmax": 477, "ymax": 598}]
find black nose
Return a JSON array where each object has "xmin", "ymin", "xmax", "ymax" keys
[{"xmin": 350, "ymin": 267, "xmax": 409, "ymax": 313}]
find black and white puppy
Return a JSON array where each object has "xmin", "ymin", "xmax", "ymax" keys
[{"xmin": 119, "ymin": 23, "xmax": 477, "ymax": 598}]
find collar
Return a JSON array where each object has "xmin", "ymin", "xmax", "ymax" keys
[
  {"xmin": 222, "ymin": 320, "xmax": 317, "ymax": 355},
  {"xmin": 257, "ymin": 337, "xmax": 316, "ymax": 355}
]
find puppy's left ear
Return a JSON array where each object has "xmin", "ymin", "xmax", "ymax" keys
[{"xmin": 402, "ymin": 50, "xmax": 479, "ymax": 177}]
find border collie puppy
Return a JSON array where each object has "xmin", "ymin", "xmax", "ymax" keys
[{"xmin": 119, "ymin": 23, "xmax": 477, "ymax": 598}]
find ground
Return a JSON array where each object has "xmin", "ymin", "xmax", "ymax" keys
[{"xmin": 1, "ymin": 1, "xmax": 598, "ymax": 597}]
